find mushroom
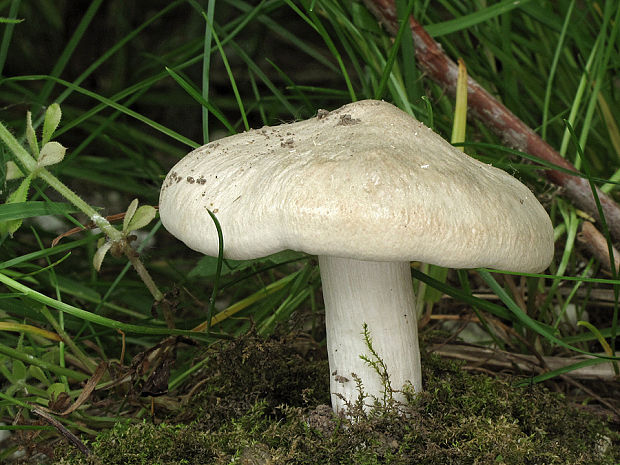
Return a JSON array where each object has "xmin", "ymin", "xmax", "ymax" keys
[{"xmin": 159, "ymin": 100, "xmax": 554, "ymax": 413}]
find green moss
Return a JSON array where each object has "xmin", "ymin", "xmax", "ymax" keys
[
  {"xmin": 54, "ymin": 336, "xmax": 619, "ymax": 465},
  {"xmin": 173, "ymin": 331, "xmax": 331, "ymax": 429}
]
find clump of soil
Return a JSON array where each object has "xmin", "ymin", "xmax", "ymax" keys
[{"xmin": 53, "ymin": 332, "xmax": 618, "ymax": 464}]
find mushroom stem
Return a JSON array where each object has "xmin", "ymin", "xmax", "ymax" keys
[{"xmin": 318, "ymin": 256, "xmax": 422, "ymax": 413}]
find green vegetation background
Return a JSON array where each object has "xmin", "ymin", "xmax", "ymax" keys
[{"xmin": 0, "ymin": 0, "xmax": 618, "ymax": 463}]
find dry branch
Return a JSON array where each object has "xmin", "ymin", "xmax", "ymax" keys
[{"xmin": 578, "ymin": 221, "xmax": 620, "ymax": 272}]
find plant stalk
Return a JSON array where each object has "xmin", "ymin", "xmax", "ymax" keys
[{"xmin": 0, "ymin": 121, "xmax": 164, "ymax": 302}]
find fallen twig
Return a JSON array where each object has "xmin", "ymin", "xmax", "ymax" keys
[
  {"xmin": 30, "ymin": 406, "xmax": 90, "ymax": 456},
  {"xmin": 430, "ymin": 342, "xmax": 617, "ymax": 381},
  {"xmin": 578, "ymin": 221, "xmax": 620, "ymax": 272}
]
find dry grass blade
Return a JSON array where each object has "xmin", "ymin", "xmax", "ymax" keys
[
  {"xmin": 55, "ymin": 361, "xmax": 108, "ymax": 416},
  {"xmin": 30, "ymin": 406, "xmax": 90, "ymax": 456}
]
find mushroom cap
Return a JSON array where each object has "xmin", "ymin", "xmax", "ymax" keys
[{"xmin": 159, "ymin": 100, "xmax": 553, "ymax": 272}]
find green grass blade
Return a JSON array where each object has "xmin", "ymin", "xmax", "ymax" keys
[
  {"xmin": 229, "ymin": 40, "xmax": 298, "ymax": 117},
  {"xmin": 50, "ymin": 1, "xmax": 184, "ymax": 111},
  {"xmin": 411, "ymin": 267, "xmax": 513, "ymax": 321},
  {"xmin": 205, "ymin": 209, "xmax": 224, "ymax": 333},
  {"xmin": 0, "ymin": 237, "xmax": 95, "ymax": 271},
  {"xmin": 165, "ymin": 66, "xmax": 235, "ymax": 134},
  {"xmin": 515, "ymin": 357, "xmax": 614, "ymax": 386},
  {"xmin": 3, "ymin": 75, "xmax": 199, "ymax": 148},
  {"xmin": 209, "ymin": 22, "xmax": 248, "ymax": 131},
  {"xmin": 0, "ymin": 272, "xmax": 212, "ymax": 339},
  {"xmin": 284, "ymin": 0, "xmax": 356, "ymax": 102},
  {"xmin": 572, "ymin": 3, "xmax": 619, "ymax": 169},
  {"xmin": 202, "ymin": 0, "xmax": 216, "ymax": 142},
  {"xmin": 0, "ymin": 0, "xmax": 21, "ymax": 76},
  {"xmin": 565, "ymin": 119, "xmax": 619, "ymax": 355},
  {"xmin": 541, "ymin": 0, "xmax": 575, "ymax": 140},
  {"xmin": 477, "ymin": 269, "xmax": 617, "ymax": 360},
  {"xmin": 0, "ymin": 342, "xmax": 88, "ymax": 382},
  {"xmin": 0, "ymin": 201, "xmax": 77, "ymax": 221},
  {"xmin": 425, "ymin": 0, "xmax": 535, "ymax": 37},
  {"xmin": 374, "ymin": 0, "xmax": 415, "ymax": 100},
  {"xmin": 37, "ymin": 0, "xmax": 104, "ymax": 105}
]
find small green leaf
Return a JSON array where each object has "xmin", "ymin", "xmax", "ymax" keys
[
  {"xmin": 93, "ymin": 240, "xmax": 113, "ymax": 272},
  {"xmin": 12, "ymin": 360, "xmax": 27, "ymax": 381},
  {"xmin": 41, "ymin": 347, "xmax": 59, "ymax": 365},
  {"xmin": 28, "ymin": 365, "xmax": 50, "ymax": 386},
  {"xmin": 123, "ymin": 199, "xmax": 139, "ymax": 233},
  {"xmin": 38, "ymin": 141, "xmax": 66, "ymax": 167},
  {"xmin": 25, "ymin": 111, "xmax": 39, "ymax": 157},
  {"xmin": 47, "ymin": 382, "xmax": 67, "ymax": 399},
  {"xmin": 0, "ymin": 174, "xmax": 32, "ymax": 236},
  {"xmin": 5, "ymin": 161, "xmax": 24, "ymax": 180},
  {"xmin": 126, "ymin": 205, "xmax": 156, "ymax": 232},
  {"xmin": 42, "ymin": 103, "xmax": 62, "ymax": 146}
]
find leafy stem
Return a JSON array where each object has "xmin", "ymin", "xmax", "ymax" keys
[{"xmin": 0, "ymin": 105, "xmax": 163, "ymax": 302}]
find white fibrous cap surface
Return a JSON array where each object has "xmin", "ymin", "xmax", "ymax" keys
[{"xmin": 159, "ymin": 100, "xmax": 553, "ymax": 272}]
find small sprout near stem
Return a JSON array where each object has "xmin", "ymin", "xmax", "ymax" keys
[
  {"xmin": 360, "ymin": 323, "xmax": 394, "ymax": 407},
  {"xmin": 93, "ymin": 199, "xmax": 162, "ymax": 302}
]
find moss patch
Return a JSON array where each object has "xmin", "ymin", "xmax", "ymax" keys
[{"xmin": 54, "ymin": 334, "xmax": 618, "ymax": 465}]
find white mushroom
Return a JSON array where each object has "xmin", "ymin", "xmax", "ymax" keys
[{"xmin": 159, "ymin": 100, "xmax": 554, "ymax": 413}]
